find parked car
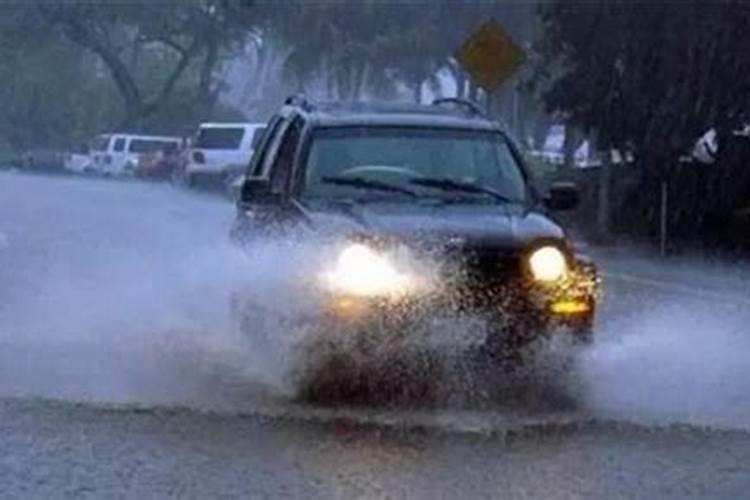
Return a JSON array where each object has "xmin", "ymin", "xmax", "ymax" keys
[
  {"xmin": 134, "ymin": 141, "xmax": 183, "ymax": 180},
  {"xmin": 184, "ymin": 122, "xmax": 266, "ymax": 187},
  {"xmin": 63, "ymin": 153, "xmax": 90, "ymax": 174},
  {"xmin": 88, "ymin": 133, "xmax": 181, "ymax": 177},
  {"xmin": 62, "ymin": 144, "xmax": 91, "ymax": 174},
  {"xmin": 19, "ymin": 149, "xmax": 66, "ymax": 173}
]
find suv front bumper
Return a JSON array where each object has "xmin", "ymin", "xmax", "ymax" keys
[
  {"xmin": 316, "ymin": 261, "xmax": 599, "ymax": 343},
  {"xmin": 232, "ymin": 261, "xmax": 599, "ymax": 372}
]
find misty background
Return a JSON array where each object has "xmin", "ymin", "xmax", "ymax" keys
[{"xmin": 2, "ymin": 0, "xmax": 750, "ymax": 251}]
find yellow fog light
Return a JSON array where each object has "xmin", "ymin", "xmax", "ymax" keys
[
  {"xmin": 327, "ymin": 295, "xmax": 371, "ymax": 319},
  {"xmin": 550, "ymin": 300, "xmax": 590, "ymax": 315},
  {"xmin": 529, "ymin": 246, "xmax": 568, "ymax": 282}
]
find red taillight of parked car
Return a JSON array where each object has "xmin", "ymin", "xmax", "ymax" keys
[
  {"xmin": 193, "ymin": 151, "xmax": 205, "ymax": 164},
  {"xmin": 138, "ymin": 153, "xmax": 159, "ymax": 169}
]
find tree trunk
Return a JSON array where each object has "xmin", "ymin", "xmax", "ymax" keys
[
  {"xmin": 62, "ymin": 24, "xmax": 142, "ymax": 126},
  {"xmin": 413, "ymin": 76, "xmax": 423, "ymax": 104},
  {"xmin": 349, "ymin": 64, "xmax": 360, "ymax": 100},
  {"xmin": 325, "ymin": 55, "xmax": 335, "ymax": 99},
  {"xmin": 353, "ymin": 62, "xmax": 368, "ymax": 100},
  {"xmin": 198, "ymin": 38, "xmax": 220, "ymax": 121},
  {"xmin": 98, "ymin": 48, "xmax": 142, "ymax": 128},
  {"xmin": 241, "ymin": 39, "xmax": 273, "ymax": 110},
  {"xmin": 338, "ymin": 66, "xmax": 351, "ymax": 100},
  {"xmin": 532, "ymin": 118, "xmax": 551, "ymax": 151},
  {"xmin": 562, "ymin": 125, "xmax": 584, "ymax": 171},
  {"xmin": 129, "ymin": 39, "xmax": 200, "ymax": 128}
]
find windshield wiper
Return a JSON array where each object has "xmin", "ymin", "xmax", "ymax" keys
[
  {"xmin": 322, "ymin": 176, "xmax": 417, "ymax": 197},
  {"xmin": 409, "ymin": 177, "xmax": 512, "ymax": 203}
]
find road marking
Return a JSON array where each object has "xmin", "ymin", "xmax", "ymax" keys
[{"xmin": 603, "ymin": 271, "xmax": 750, "ymax": 306}]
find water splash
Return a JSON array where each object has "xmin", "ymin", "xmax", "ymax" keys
[{"xmin": 577, "ymin": 298, "xmax": 750, "ymax": 430}]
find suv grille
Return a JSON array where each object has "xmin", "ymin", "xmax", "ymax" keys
[{"xmin": 460, "ymin": 247, "xmax": 522, "ymax": 285}]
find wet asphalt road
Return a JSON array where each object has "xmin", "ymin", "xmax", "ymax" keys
[{"xmin": 1, "ymin": 170, "xmax": 750, "ymax": 499}]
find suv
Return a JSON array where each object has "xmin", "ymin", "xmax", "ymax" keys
[
  {"xmin": 231, "ymin": 96, "xmax": 598, "ymax": 367},
  {"xmin": 89, "ymin": 133, "xmax": 181, "ymax": 176},
  {"xmin": 184, "ymin": 122, "xmax": 266, "ymax": 187}
]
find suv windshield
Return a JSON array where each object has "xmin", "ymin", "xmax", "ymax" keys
[
  {"xmin": 302, "ymin": 127, "xmax": 527, "ymax": 202},
  {"xmin": 195, "ymin": 127, "xmax": 245, "ymax": 149}
]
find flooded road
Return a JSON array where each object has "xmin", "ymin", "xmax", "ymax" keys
[
  {"xmin": 2, "ymin": 398, "xmax": 750, "ymax": 499},
  {"xmin": 1, "ymin": 171, "xmax": 749, "ymax": 498}
]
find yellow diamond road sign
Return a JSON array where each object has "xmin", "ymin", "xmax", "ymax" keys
[{"xmin": 455, "ymin": 21, "xmax": 525, "ymax": 92}]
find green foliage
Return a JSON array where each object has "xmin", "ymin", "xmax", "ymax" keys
[
  {"xmin": 39, "ymin": 0, "xmax": 256, "ymax": 126},
  {"xmin": 0, "ymin": 1, "xmax": 541, "ymax": 152},
  {"xmin": 538, "ymin": 0, "xmax": 750, "ymax": 167},
  {"xmin": 0, "ymin": 6, "xmax": 113, "ymax": 150},
  {"xmin": 538, "ymin": 0, "xmax": 750, "ymax": 245},
  {"xmin": 262, "ymin": 0, "xmax": 538, "ymax": 103},
  {"xmin": 0, "ymin": 1, "xmax": 254, "ymax": 151}
]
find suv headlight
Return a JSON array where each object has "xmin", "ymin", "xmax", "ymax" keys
[
  {"xmin": 529, "ymin": 246, "xmax": 568, "ymax": 282},
  {"xmin": 322, "ymin": 243, "xmax": 413, "ymax": 297}
]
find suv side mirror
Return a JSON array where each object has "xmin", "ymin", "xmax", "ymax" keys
[
  {"xmin": 544, "ymin": 181, "xmax": 580, "ymax": 211},
  {"xmin": 241, "ymin": 177, "xmax": 278, "ymax": 204}
]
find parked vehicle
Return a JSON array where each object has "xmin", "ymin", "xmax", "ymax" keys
[
  {"xmin": 134, "ymin": 141, "xmax": 183, "ymax": 180},
  {"xmin": 63, "ymin": 153, "xmax": 90, "ymax": 174},
  {"xmin": 19, "ymin": 149, "xmax": 66, "ymax": 173},
  {"xmin": 184, "ymin": 122, "xmax": 266, "ymax": 187},
  {"xmin": 62, "ymin": 144, "xmax": 91, "ymax": 174},
  {"xmin": 88, "ymin": 134, "xmax": 181, "ymax": 177}
]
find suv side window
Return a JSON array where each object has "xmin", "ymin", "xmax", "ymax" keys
[
  {"xmin": 248, "ymin": 117, "xmax": 283, "ymax": 177},
  {"xmin": 113, "ymin": 137, "xmax": 126, "ymax": 152},
  {"xmin": 269, "ymin": 118, "xmax": 303, "ymax": 195}
]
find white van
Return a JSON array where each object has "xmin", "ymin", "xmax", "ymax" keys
[
  {"xmin": 184, "ymin": 122, "xmax": 266, "ymax": 185},
  {"xmin": 89, "ymin": 133, "xmax": 181, "ymax": 176}
]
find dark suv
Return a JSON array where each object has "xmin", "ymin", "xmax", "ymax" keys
[{"xmin": 231, "ymin": 96, "xmax": 598, "ymax": 364}]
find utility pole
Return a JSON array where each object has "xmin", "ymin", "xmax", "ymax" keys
[
  {"xmin": 596, "ymin": 131, "xmax": 611, "ymax": 243},
  {"xmin": 659, "ymin": 180, "xmax": 668, "ymax": 257}
]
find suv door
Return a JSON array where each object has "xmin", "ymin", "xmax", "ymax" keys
[
  {"xmin": 246, "ymin": 116, "xmax": 284, "ymax": 179},
  {"xmin": 234, "ymin": 116, "xmax": 299, "ymax": 241},
  {"xmin": 269, "ymin": 117, "xmax": 303, "ymax": 196}
]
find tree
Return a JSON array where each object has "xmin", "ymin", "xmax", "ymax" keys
[
  {"xmin": 0, "ymin": 6, "xmax": 117, "ymax": 151},
  {"xmin": 39, "ymin": 0, "xmax": 256, "ymax": 128},
  {"xmin": 538, "ymin": 0, "xmax": 750, "ymax": 241},
  {"xmin": 540, "ymin": 0, "xmax": 750, "ymax": 171},
  {"xmin": 261, "ymin": 0, "xmax": 524, "ymax": 103}
]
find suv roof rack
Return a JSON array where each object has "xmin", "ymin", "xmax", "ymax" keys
[
  {"xmin": 284, "ymin": 94, "xmax": 314, "ymax": 111},
  {"xmin": 431, "ymin": 97, "xmax": 484, "ymax": 117}
]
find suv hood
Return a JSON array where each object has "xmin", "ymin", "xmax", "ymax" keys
[{"xmin": 300, "ymin": 201, "xmax": 565, "ymax": 250}]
